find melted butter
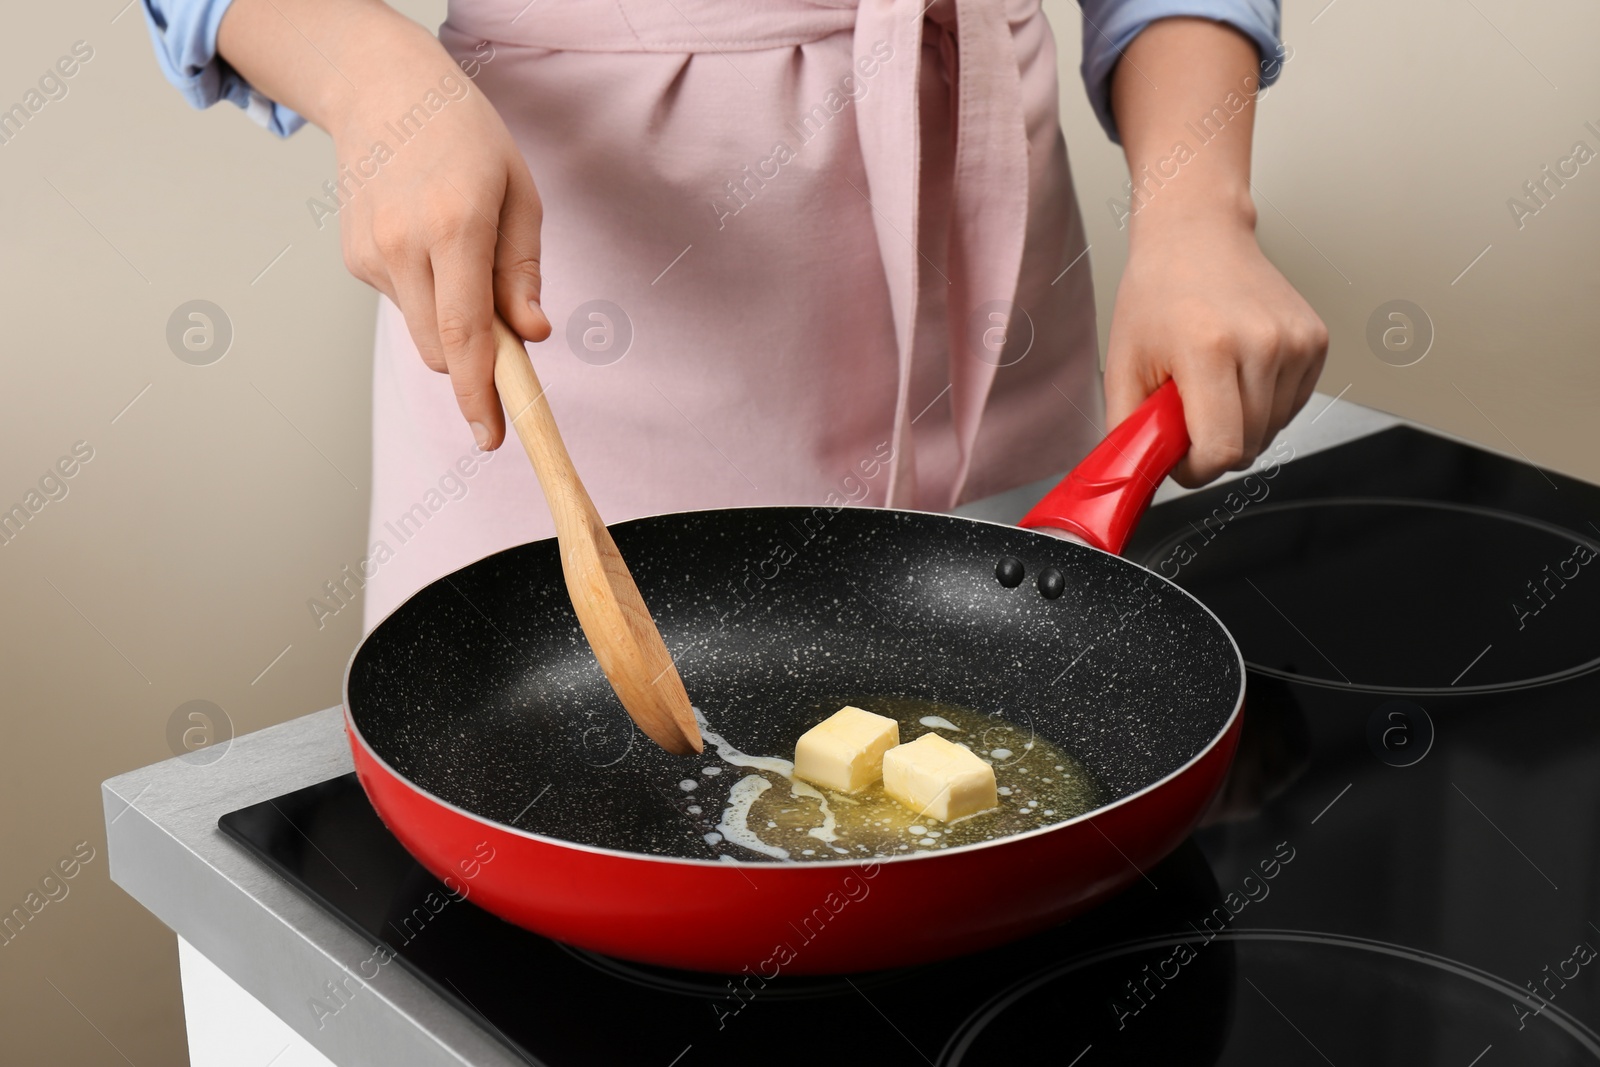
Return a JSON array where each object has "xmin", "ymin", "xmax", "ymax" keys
[
  {"xmin": 715, "ymin": 775, "xmax": 788, "ymax": 859},
  {"xmin": 788, "ymin": 778, "xmax": 839, "ymax": 843},
  {"xmin": 698, "ymin": 697, "xmax": 1102, "ymax": 863},
  {"xmin": 696, "ymin": 710, "xmax": 797, "ymax": 776}
]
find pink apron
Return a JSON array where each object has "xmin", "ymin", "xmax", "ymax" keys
[{"xmin": 359, "ymin": 0, "xmax": 1101, "ymax": 630}]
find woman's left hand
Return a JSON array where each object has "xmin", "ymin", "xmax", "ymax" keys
[
  {"xmin": 1103, "ymin": 17, "xmax": 1329, "ymax": 488},
  {"xmin": 1103, "ymin": 211, "xmax": 1328, "ymax": 488}
]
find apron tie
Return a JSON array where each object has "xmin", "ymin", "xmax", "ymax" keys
[{"xmin": 854, "ymin": 0, "xmax": 1031, "ymax": 508}]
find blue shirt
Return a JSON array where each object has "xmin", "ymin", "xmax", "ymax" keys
[
  {"xmin": 141, "ymin": 0, "xmax": 1281, "ymax": 143},
  {"xmin": 1077, "ymin": 0, "xmax": 1282, "ymax": 141},
  {"xmin": 139, "ymin": 0, "xmax": 303, "ymax": 136}
]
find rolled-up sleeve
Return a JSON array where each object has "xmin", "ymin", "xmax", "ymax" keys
[
  {"xmin": 141, "ymin": 0, "xmax": 306, "ymax": 136},
  {"xmin": 1078, "ymin": 0, "xmax": 1282, "ymax": 143}
]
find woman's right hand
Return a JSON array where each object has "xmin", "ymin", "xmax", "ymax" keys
[{"xmin": 218, "ymin": 0, "xmax": 551, "ymax": 450}]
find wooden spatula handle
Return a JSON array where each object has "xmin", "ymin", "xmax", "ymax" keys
[
  {"xmin": 489, "ymin": 316, "xmax": 703, "ymax": 756},
  {"xmin": 491, "ymin": 316, "xmax": 587, "ymax": 538}
]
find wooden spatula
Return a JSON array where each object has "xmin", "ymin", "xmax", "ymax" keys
[{"xmin": 490, "ymin": 315, "xmax": 703, "ymax": 756}]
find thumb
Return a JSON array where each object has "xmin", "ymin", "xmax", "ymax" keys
[
  {"xmin": 493, "ymin": 163, "xmax": 553, "ymax": 344},
  {"xmin": 1102, "ymin": 339, "xmax": 1160, "ymax": 432}
]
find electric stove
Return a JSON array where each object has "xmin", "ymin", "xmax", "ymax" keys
[{"xmin": 219, "ymin": 425, "xmax": 1600, "ymax": 1066}]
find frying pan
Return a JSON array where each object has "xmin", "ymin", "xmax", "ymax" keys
[{"xmin": 343, "ymin": 382, "xmax": 1245, "ymax": 974}]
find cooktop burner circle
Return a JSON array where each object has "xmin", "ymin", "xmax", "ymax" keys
[
  {"xmin": 1141, "ymin": 498, "xmax": 1600, "ymax": 695},
  {"xmin": 940, "ymin": 929, "xmax": 1600, "ymax": 1065}
]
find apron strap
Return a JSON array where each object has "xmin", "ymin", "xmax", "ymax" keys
[{"xmin": 855, "ymin": 0, "xmax": 1031, "ymax": 509}]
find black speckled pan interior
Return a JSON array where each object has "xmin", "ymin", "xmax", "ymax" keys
[{"xmin": 346, "ymin": 506, "xmax": 1242, "ymax": 861}]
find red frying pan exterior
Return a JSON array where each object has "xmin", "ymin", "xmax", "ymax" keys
[
  {"xmin": 347, "ymin": 700, "xmax": 1239, "ymax": 973},
  {"xmin": 344, "ymin": 379, "xmax": 1243, "ymax": 974}
]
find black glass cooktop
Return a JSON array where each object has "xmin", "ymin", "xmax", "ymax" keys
[{"xmin": 221, "ymin": 425, "xmax": 1600, "ymax": 1066}]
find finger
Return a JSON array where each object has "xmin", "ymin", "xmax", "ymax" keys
[
  {"xmin": 1237, "ymin": 349, "xmax": 1278, "ymax": 465},
  {"xmin": 1266, "ymin": 357, "xmax": 1304, "ymax": 446},
  {"xmin": 1170, "ymin": 357, "xmax": 1247, "ymax": 488},
  {"xmin": 1274, "ymin": 356, "xmax": 1323, "ymax": 438},
  {"xmin": 431, "ymin": 226, "xmax": 503, "ymax": 450},
  {"xmin": 1291, "ymin": 358, "xmax": 1321, "ymax": 416},
  {"xmin": 1290, "ymin": 322, "xmax": 1330, "ymax": 418},
  {"xmin": 493, "ymin": 163, "xmax": 553, "ymax": 343},
  {"xmin": 1270, "ymin": 321, "xmax": 1329, "ymax": 439},
  {"xmin": 389, "ymin": 256, "xmax": 449, "ymax": 375},
  {"xmin": 1102, "ymin": 339, "xmax": 1155, "ymax": 433}
]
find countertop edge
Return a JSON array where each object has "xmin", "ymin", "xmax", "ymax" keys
[{"xmin": 103, "ymin": 708, "xmax": 523, "ymax": 1067}]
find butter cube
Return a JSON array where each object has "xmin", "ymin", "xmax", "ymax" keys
[
  {"xmin": 883, "ymin": 733, "xmax": 998, "ymax": 822},
  {"xmin": 794, "ymin": 706, "xmax": 900, "ymax": 793}
]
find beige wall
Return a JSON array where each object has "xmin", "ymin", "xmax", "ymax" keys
[
  {"xmin": 0, "ymin": 2, "xmax": 416, "ymax": 1060},
  {"xmin": 1, "ymin": 1, "xmax": 1595, "ymax": 1062}
]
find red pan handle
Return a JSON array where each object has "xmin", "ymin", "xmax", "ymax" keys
[{"xmin": 1018, "ymin": 379, "xmax": 1190, "ymax": 556}]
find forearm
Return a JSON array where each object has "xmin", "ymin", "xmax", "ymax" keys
[
  {"xmin": 1100, "ymin": 16, "xmax": 1326, "ymax": 486},
  {"xmin": 215, "ymin": 0, "xmax": 448, "ymax": 132},
  {"xmin": 1109, "ymin": 17, "xmax": 1261, "ymax": 243}
]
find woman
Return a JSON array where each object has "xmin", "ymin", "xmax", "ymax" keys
[{"xmin": 143, "ymin": 0, "xmax": 1325, "ymax": 628}]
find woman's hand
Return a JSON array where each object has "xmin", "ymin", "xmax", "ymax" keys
[
  {"xmin": 218, "ymin": 0, "xmax": 550, "ymax": 450},
  {"xmin": 1105, "ymin": 17, "xmax": 1327, "ymax": 487},
  {"xmin": 1104, "ymin": 211, "xmax": 1326, "ymax": 487}
]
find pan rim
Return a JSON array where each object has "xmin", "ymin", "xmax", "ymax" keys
[{"xmin": 342, "ymin": 503, "xmax": 1247, "ymax": 870}]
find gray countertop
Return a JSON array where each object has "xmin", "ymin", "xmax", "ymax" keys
[
  {"xmin": 103, "ymin": 706, "xmax": 522, "ymax": 1067},
  {"xmin": 103, "ymin": 392, "xmax": 1406, "ymax": 1067}
]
